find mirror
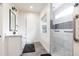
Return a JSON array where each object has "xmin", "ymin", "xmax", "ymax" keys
[{"xmin": 9, "ymin": 9, "xmax": 16, "ymax": 31}]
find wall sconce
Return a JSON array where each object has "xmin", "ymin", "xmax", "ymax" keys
[
  {"xmin": 12, "ymin": 6, "xmax": 17, "ymax": 12},
  {"xmin": 74, "ymin": 3, "xmax": 79, "ymax": 7}
]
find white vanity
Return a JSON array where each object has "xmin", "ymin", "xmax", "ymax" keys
[
  {"xmin": 5, "ymin": 35, "xmax": 22, "ymax": 56},
  {"xmin": 4, "ymin": 6, "xmax": 23, "ymax": 56}
]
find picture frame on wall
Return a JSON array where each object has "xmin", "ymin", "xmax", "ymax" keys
[
  {"xmin": 42, "ymin": 25, "xmax": 47, "ymax": 33},
  {"xmin": 41, "ymin": 14, "xmax": 47, "ymax": 33},
  {"xmin": 41, "ymin": 14, "xmax": 47, "ymax": 23}
]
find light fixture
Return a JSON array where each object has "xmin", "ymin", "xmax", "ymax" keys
[
  {"xmin": 12, "ymin": 6, "xmax": 17, "ymax": 11},
  {"xmin": 30, "ymin": 6, "xmax": 33, "ymax": 9}
]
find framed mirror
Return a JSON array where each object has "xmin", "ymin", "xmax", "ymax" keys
[{"xmin": 9, "ymin": 9, "xmax": 16, "ymax": 31}]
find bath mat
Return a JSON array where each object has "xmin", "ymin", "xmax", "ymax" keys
[
  {"xmin": 23, "ymin": 44, "xmax": 35, "ymax": 53},
  {"xmin": 40, "ymin": 53, "xmax": 51, "ymax": 56}
]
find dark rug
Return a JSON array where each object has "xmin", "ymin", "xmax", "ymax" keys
[
  {"xmin": 40, "ymin": 53, "xmax": 51, "ymax": 56},
  {"xmin": 22, "ymin": 44, "xmax": 35, "ymax": 53}
]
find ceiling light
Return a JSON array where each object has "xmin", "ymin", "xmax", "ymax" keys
[{"xmin": 30, "ymin": 6, "xmax": 33, "ymax": 9}]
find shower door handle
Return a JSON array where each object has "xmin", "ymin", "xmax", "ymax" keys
[{"xmin": 74, "ymin": 14, "xmax": 79, "ymax": 42}]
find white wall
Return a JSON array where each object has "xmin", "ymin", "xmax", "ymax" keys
[
  {"xmin": 40, "ymin": 4, "xmax": 50, "ymax": 53},
  {"xmin": 17, "ymin": 11, "xmax": 26, "ymax": 49},
  {"xmin": 2, "ymin": 4, "xmax": 18, "ymax": 36},
  {"xmin": 17, "ymin": 11, "xmax": 40, "ymax": 48},
  {"xmin": 0, "ymin": 4, "xmax": 3, "ymax": 56},
  {"xmin": 26, "ymin": 12, "xmax": 40, "ymax": 44}
]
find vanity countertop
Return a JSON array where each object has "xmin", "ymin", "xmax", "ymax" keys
[{"xmin": 5, "ymin": 34, "xmax": 22, "ymax": 37}]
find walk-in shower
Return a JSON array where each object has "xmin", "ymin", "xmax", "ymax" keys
[{"xmin": 50, "ymin": 3, "xmax": 74, "ymax": 56}]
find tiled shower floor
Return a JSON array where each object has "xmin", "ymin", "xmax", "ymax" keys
[{"xmin": 51, "ymin": 47, "xmax": 72, "ymax": 56}]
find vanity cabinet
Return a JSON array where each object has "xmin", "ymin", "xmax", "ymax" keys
[{"xmin": 5, "ymin": 35, "xmax": 22, "ymax": 56}]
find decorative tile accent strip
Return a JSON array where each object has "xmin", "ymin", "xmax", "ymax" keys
[
  {"xmin": 51, "ymin": 21, "xmax": 73, "ymax": 29},
  {"xmin": 64, "ymin": 31, "xmax": 73, "ymax": 33}
]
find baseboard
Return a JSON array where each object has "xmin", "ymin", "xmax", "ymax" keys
[{"xmin": 39, "ymin": 40, "xmax": 50, "ymax": 53}]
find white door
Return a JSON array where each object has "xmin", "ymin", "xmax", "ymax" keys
[{"xmin": 0, "ymin": 4, "xmax": 2, "ymax": 56}]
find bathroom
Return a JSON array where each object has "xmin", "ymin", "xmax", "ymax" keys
[{"xmin": 0, "ymin": 3, "xmax": 79, "ymax": 56}]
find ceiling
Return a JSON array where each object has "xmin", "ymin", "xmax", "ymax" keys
[
  {"xmin": 53, "ymin": 3, "xmax": 75, "ymax": 11},
  {"xmin": 13, "ymin": 3, "xmax": 47, "ymax": 13},
  {"xmin": 53, "ymin": 3, "xmax": 64, "ymax": 11}
]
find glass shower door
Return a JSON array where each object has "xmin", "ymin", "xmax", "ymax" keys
[{"xmin": 50, "ymin": 3, "xmax": 74, "ymax": 56}]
